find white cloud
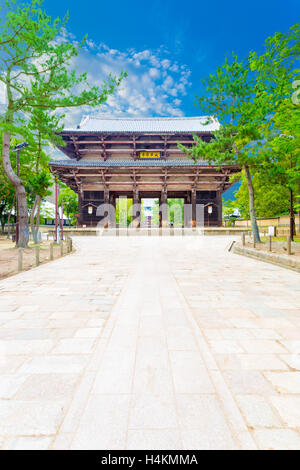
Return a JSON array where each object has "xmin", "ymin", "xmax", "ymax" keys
[{"xmin": 60, "ymin": 39, "xmax": 192, "ymax": 129}]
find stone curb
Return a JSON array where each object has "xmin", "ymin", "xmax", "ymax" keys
[{"xmin": 232, "ymin": 242, "xmax": 300, "ymax": 273}]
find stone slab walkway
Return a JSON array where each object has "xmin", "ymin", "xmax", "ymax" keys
[{"xmin": 0, "ymin": 235, "xmax": 299, "ymax": 450}]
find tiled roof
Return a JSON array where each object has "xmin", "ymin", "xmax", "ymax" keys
[
  {"xmin": 63, "ymin": 116, "xmax": 219, "ymax": 134},
  {"xmin": 49, "ymin": 159, "xmax": 209, "ymax": 167}
]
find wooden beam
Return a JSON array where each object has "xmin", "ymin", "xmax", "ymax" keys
[
  {"xmin": 71, "ymin": 137, "xmax": 80, "ymax": 160},
  {"xmin": 74, "ymin": 140, "xmax": 195, "ymax": 145}
]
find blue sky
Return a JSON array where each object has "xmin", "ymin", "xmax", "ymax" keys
[{"xmin": 41, "ymin": 0, "xmax": 299, "ymax": 125}]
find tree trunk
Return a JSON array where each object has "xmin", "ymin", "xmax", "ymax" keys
[
  {"xmin": 2, "ymin": 132, "xmax": 29, "ymax": 247},
  {"xmin": 35, "ymin": 196, "xmax": 41, "ymax": 243},
  {"xmin": 30, "ymin": 195, "xmax": 38, "ymax": 244},
  {"xmin": 6, "ymin": 194, "xmax": 15, "ymax": 239},
  {"xmin": 244, "ymin": 164, "xmax": 261, "ymax": 243},
  {"xmin": 30, "ymin": 195, "xmax": 42, "ymax": 244},
  {"xmin": 0, "ymin": 205, "xmax": 4, "ymax": 234}
]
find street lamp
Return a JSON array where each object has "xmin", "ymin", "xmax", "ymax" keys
[{"xmin": 12, "ymin": 142, "xmax": 29, "ymax": 243}]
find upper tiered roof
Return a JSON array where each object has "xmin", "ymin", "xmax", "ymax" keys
[{"xmin": 63, "ymin": 115, "xmax": 220, "ymax": 134}]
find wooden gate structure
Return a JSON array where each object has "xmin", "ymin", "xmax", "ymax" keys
[{"xmin": 49, "ymin": 116, "xmax": 239, "ymax": 227}]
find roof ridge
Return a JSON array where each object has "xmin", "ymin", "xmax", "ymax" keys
[{"xmin": 86, "ymin": 116, "xmax": 212, "ymax": 121}]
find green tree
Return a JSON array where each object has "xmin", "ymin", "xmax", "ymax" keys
[
  {"xmin": 0, "ymin": 133, "xmax": 33, "ymax": 234},
  {"xmin": 180, "ymin": 25, "xmax": 299, "ymax": 242},
  {"xmin": 234, "ymin": 171, "xmax": 290, "ymax": 218},
  {"xmin": 0, "ymin": 157, "xmax": 14, "ymax": 232},
  {"xmin": 116, "ymin": 198, "xmax": 133, "ymax": 226},
  {"xmin": 249, "ymin": 24, "xmax": 300, "ymax": 239},
  {"xmin": 0, "ymin": 0, "xmax": 125, "ymax": 247},
  {"xmin": 179, "ymin": 53, "xmax": 270, "ymax": 242},
  {"xmin": 168, "ymin": 198, "xmax": 184, "ymax": 227},
  {"xmin": 222, "ymin": 198, "xmax": 239, "ymax": 226},
  {"xmin": 58, "ymin": 184, "xmax": 78, "ymax": 226},
  {"xmin": 24, "ymin": 109, "xmax": 63, "ymax": 242}
]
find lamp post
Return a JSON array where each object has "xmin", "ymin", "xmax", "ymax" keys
[
  {"xmin": 59, "ymin": 202, "xmax": 64, "ymax": 241},
  {"xmin": 12, "ymin": 142, "xmax": 29, "ymax": 244},
  {"xmin": 55, "ymin": 179, "xmax": 59, "ymax": 243},
  {"xmin": 207, "ymin": 205, "xmax": 213, "ymax": 227}
]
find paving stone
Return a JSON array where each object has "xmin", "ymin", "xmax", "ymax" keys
[
  {"xmin": 238, "ymin": 339, "xmax": 288, "ymax": 354},
  {"xmin": 253, "ymin": 429, "xmax": 300, "ymax": 450},
  {"xmin": 169, "ymin": 351, "xmax": 214, "ymax": 394},
  {"xmin": 4, "ymin": 436, "xmax": 52, "ymax": 450},
  {"xmin": 14, "ymin": 374, "xmax": 79, "ymax": 401},
  {"xmin": 270, "ymin": 396, "xmax": 300, "ymax": 427},
  {"xmin": 0, "ymin": 375, "xmax": 27, "ymax": 399},
  {"xmin": 181, "ymin": 428, "xmax": 237, "ymax": 450},
  {"xmin": 71, "ymin": 394, "xmax": 131, "ymax": 449},
  {"xmin": 236, "ymin": 395, "xmax": 282, "ymax": 428},
  {"xmin": 129, "ymin": 393, "xmax": 178, "ymax": 429},
  {"xmin": 176, "ymin": 394, "xmax": 230, "ymax": 431},
  {"xmin": 264, "ymin": 372, "xmax": 300, "ymax": 394},
  {"xmin": 209, "ymin": 340, "xmax": 244, "ymax": 354},
  {"xmin": 18, "ymin": 355, "xmax": 88, "ymax": 374},
  {"xmin": 223, "ymin": 370, "xmax": 275, "ymax": 395},
  {"xmin": 52, "ymin": 338, "xmax": 95, "ymax": 354},
  {"xmin": 0, "ymin": 401, "xmax": 65, "ymax": 436},
  {"xmin": 127, "ymin": 429, "xmax": 182, "ymax": 450},
  {"xmin": 280, "ymin": 354, "xmax": 300, "ymax": 370}
]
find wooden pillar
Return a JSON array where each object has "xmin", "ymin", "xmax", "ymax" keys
[
  {"xmin": 110, "ymin": 192, "xmax": 116, "ymax": 228},
  {"xmin": 104, "ymin": 187, "xmax": 109, "ymax": 228},
  {"xmin": 184, "ymin": 191, "xmax": 192, "ymax": 228},
  {"xmin": 216, "ymin": 191, "xmax": 222, "ymax": 227},
  {"xmin": 191, "ymin": 189, "xmax": 196, "ymax": 228},
  {"xmin": 160, "ymin": 189, "xmax": 168, "ymax": 228},
  {"xmin": 78, "ymin": 193, "xmax": 83, "ymax": 226},
  {"xmin": 133, "ymin": 188, "xmax": 141, "ymax": 228}
]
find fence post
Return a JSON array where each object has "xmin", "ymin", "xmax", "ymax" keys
[
  {"xmin": 60, "ymin": 240, "xmax": 64, "ymax": 257},
  {"xmin": 69, "ymin": 237, "xmax": 72, "ymax": 252},
  {"xmin": 242, "ymin": 233, "xmax": 245, "ymax": 247},
  {"xmin": 268, "ymin": 235, "xmax": 272, "ymax": 252},
  {"xmin": 18, "ymin": 248, "xmax": 23, "ymax": 272},
  {"xmin": 50, "ymin": 242, "xmax": 54, "ymax": 260},
  {"xmin": 35, "ymin": 244, "xmax": 40, "ymax": 266},
  {"xmin": 287, "ymin": 236, "xmax": 291, "ymax": 255}
]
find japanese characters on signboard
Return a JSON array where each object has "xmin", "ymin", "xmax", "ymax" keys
[{"xmin": 140, "ymin": 151, "xmax": 161, "ymax": 159}]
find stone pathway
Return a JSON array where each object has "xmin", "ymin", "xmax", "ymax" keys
[{"xmin": 0, "ymin": 235, "xmax": 299, "ymax": 450}]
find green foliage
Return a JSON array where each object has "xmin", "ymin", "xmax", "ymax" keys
[
  {"xmin": 0, "ymin": 0, "xmax": 126, "ymax": 129},
  {"xmin": 26, "ymin": 171, "xmax": 52, "ymax": 201},
  {"xmin": 179, "ymin": 52, "xmax": 271, "ymax": 168},
  {"xmin": 249, "ymin": 25, "xmax": 300, "ymax": 205},
  {"xmin": 234, "ymin": 171, "xmax": 291, "ymax": 218},
  {"xmin": 116, "ymin": 198, "xmax": 133, "ymax": 226},
  {"xmin": 168, "ymin": 199, "xmax": 184, "ymax": 226},
  {"xmin": 179, "ymin": 24, "xmax": 300, "ymax": 241},
  {"xmin": 58, "ymin": 184, "xmax": 78, "ymax": 225},
  {"xmin": 222, "ymin": 198, "xmax": 238, "ymax": 217},
  {"xmin": 0, "ymin": 0, "xmax": 126, "ymax": 246}
]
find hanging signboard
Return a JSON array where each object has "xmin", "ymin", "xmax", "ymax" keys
[{"xmin": 140, "ymin": 151, "xmax": 161, "ymax": 159}]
